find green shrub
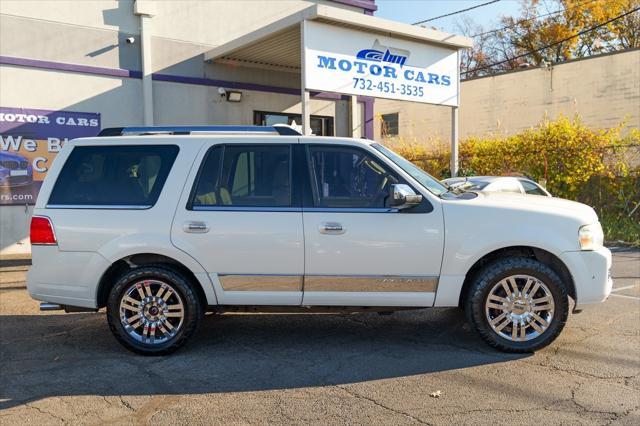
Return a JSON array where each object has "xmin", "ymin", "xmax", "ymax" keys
[{"xmin": 601, "ymin": 214, "xmax": 640, "ymax": 247}]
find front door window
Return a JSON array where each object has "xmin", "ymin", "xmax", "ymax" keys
[{"xmin": 307, "ymin": 146, "xmax": 398, "ymax": 209}]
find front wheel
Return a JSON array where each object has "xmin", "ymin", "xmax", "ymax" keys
[
  {"xmin": 107, "ymin": 266, "xmax": 203, "ymax": 355},
  {"xmin": 466, "ymin": 257, "xmax": 569, "ymax": 353}
]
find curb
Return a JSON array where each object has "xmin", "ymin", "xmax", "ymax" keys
[
  {"xmin": 0, "ymin": 258, "xmax": 32, "ymax": 267},
  {"xmin": 609, "ymin": 247, "xmax": 640, "ymax": 253}
]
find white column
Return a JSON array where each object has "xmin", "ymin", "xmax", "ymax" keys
[
  {"xmin": 450, "ymin": 106, "xmax": 459, "ymax": 177},
  {"xmin": 300, "ymin": 21, "xmax": 311, "ymax": 135},
  {"xmin": 349, "ymin": 95, "xmax": 361, "ymax": 138},
  {"xmin": 134, "ymin": 1, "xmax": 155, "ymax": 126},
  {"xmin": 301, "ymin": 90, "xmax": 311, "ymax": 135},
  {"xmin": 450, "ymin": 50, "xmax": 462, "ymax": 177},
  {"xmin": 140, "ymin": 15, "xmax": 154, "ymax": 125}
]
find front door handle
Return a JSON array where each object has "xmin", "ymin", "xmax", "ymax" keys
[
  {"xmin": 319, "ymin": 222, "xmax": 345, "ymax": 235},
  {"xmin": 184, "ymin": 221, "xmax": 210, "ymax": 233}
]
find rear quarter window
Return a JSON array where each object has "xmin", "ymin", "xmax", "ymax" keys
[{"xmin": 48, "ymin": 145, "xmax": 179, "ymax": 207}]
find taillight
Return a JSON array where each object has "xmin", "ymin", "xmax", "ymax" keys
[{"xmin": 30, "ymin": 216, "xmax": 57, "ymax": 245}]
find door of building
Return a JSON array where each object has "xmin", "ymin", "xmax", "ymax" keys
[{"xmin": 254, "ymin": 111, "xmax": 334, "ymax": 136}]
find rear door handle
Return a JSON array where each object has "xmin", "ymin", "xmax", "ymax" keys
[
  {"xmin": 184, "ymin": 221, "xmax": 210, "ymax": 233},
  {"xmin": 319, "ymin": 222, "xmax": 345, "ymax": 235}
]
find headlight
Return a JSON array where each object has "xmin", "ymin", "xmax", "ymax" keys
[{"xmin": 579, "ymin": 223, "xmax": 604, "ymax": 250}]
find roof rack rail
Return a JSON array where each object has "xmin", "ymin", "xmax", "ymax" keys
[{"xmin": 98, "ymin": 124, "xmax": 302, "ymax": 137}]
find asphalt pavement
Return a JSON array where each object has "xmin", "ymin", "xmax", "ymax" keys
[{"xmin": 0, "ymin": 250, "xmax": 638, "ymax": 425}]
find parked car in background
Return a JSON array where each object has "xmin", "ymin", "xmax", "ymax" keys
[
  {"xmin": 27, "ymin": 126, "xmax": 610, "ymax": 356},
  {"xmin": 442, "ymin": 176, "xmax": 551, "ymax": 197},
  {"xmin": 0, "ymin": 151, "xmax": 33, "ymax": 187}
]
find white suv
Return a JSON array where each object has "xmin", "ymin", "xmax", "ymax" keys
[{"xmin": 27, "ymin": 126, "xmax": 612, "ymax": 355}]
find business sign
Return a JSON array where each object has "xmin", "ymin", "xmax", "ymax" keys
[
  {"xmin": 304, "ymin": 21, "xmax": 459, "ymax": 106},
  {"xmin": 0, "ymin": 107, "xmax": 101, "ymax": 205}
]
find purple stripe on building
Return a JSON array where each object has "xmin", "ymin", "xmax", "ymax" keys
[
  {"xmin": 1, "ymin": 55, "xmax": 375, "ymax": 139},
  {"xmin": 0, "ymin": 55, "xmax": 142, "ymax": 79},
  {"xmin": 328, "ymin": 0, "xmax": 377, "ymax": 12},
  {"xmin": 152, "ymin": 73, "xmax": 301, "ymax": 96}
]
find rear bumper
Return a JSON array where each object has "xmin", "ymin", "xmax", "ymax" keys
[
  {"xmin": 27, "ymin": 246, "xmax": 110, "ymax": 309},
  {"xmin": 561, "ymin": 247, "xmax": 612, "ymax": 309}
]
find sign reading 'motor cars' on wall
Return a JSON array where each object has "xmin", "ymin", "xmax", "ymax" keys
[
  {"xmin": 304, "ymin": 21, "xmax": 459, "ymax": 106},
  {"xmin": 0, "ymin": 107, "xmax": 101, "ymax": 205}
]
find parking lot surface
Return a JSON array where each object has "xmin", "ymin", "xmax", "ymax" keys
[{"xmin": 0, "ymin": 250, "xmax": 638, "ymax": 425}]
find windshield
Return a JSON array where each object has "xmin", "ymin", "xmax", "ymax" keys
[
  {"xmin": 372, "ymin": 143, "xmax": 448, "ymax": 196},
  {"xmin": 449, "ymin": 180, "xmax": 490, "ymax": 191}
]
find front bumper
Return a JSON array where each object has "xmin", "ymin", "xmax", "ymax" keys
[{"xmin": 560, "ymin": 247, "xmax": 612, "ymax": 309}]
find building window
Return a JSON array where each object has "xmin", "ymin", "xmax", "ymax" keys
[
  {"xmin": 254, "ymin": 111, "xmax": 334, "ymax": 136},
  {"xmin": 381, "ymin": 113, "xmax": 399, "ymax": 137}
]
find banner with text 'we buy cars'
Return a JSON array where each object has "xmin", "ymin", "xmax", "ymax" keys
[{"xmin": 0, "ymin": 107, "xmax": 101, "ymax": 205}]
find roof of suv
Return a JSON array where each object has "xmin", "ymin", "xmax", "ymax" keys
[
  {"xmin": 72, "ymin": 134, "xmax": 375, "ymax": 147},
  {"xmin": 98, "ymin": 125, "xmax": 303, "ymax": 136},
  {"xmin": 86, "ymin": 125, "xmax": 375, "ymax": 147}
]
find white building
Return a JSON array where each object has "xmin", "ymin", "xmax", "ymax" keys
[{"xmin": 0, "ymin": 0, "xmax": 471, "ymax": 256}]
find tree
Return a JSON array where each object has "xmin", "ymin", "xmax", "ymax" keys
[
  {"xmin": 455, "ymin": 17, "xmax": 502, "ymax": 78},
  {"xmin": 459, "ymin": 0, "xmax": 640, "ymax": 77}
]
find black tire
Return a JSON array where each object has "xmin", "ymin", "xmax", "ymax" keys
[
  {"xmin": 107, "ymin": 266, "xmax": 203, "ymax": 356},
  {"xmin": 465, "ymin": 257, "xmax": 569, "ymax": 353}
]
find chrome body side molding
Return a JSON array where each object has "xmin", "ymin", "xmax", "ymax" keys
[
  {"xmin": 217, "ymin": 274, "xmax": 438, "ymax": 293},
  {"xmin": 304, "ymin": 275, "xmax": 438, "ymax": 292},
  {"xmin": 219, "ymin": 275, "xmax": 303, "ymax": 292}
]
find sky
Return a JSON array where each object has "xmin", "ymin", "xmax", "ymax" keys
[{"xmin": 376, "ymin": 0, "xmax": 524, "ymax": 34}]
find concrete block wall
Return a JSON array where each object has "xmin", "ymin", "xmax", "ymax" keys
[{"xmin": 374, "ymin": 49, "xmax": 640, "ymax": 143}]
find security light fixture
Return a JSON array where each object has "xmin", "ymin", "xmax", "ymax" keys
[{"xmin": 226, "ymin": 90, "xmax": 242, "ymax": 102}]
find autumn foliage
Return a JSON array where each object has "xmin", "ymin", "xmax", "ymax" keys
[{"xmin": 458, "ymin": 0, "xmax": 640, "ymax": 77}]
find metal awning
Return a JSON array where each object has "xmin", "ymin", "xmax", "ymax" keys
[
  {"xmin": 204, "ymin": 4, "xmax": 473, "ymax": 72},
  {"xmin": 203, "ymin": 4, "xmax": 472, "ymax": 177}
]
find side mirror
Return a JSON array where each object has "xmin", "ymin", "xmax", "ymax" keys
[{"xmin": 390, "ymin": 184, "xmax": 422, "ymax": 210}]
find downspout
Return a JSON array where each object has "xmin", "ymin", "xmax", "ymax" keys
[{"xmin": 134, "ymin": 1, "xmax": 155, "ymax": 125}]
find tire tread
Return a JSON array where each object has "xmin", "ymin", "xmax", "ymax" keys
[
  {"xmin": 106, "ymin": 265, "xmax": 202, "ymax": 356},
  {"xmin": 465, "ymin": 256, "xmax": 569, "ymax": 353}
]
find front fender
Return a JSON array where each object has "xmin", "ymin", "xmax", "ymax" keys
[
  {"xmin": 441, "ymin": 229, "xmax": 570, "ymax": 278},
  {"xmin": 434, "ymin": 229, "xmax": 573, "ymax": 307},
  {"xmin": 440, "ymin": 201, "xmax": 580, "ymax": 277}
]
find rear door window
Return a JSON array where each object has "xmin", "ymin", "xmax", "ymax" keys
[
  {"xmin": 191, "ymin": 145, "xmax": 291, "ymax": 208},
  {"xmin": 48, "ymin": 145, "xmax": 179, "ymax": 207}
]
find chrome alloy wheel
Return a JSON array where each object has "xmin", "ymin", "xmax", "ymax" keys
[
  {"xmin": 485, "ymin": 274, "xmax": 555, "ymax": 342},
  {"xmin": 119, "ymin": 280, "xmax": 185, "ymax": 344}
]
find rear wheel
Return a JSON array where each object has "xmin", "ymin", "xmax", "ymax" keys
[
  {"xmin": 466, "ymin": 257, "xmax": 569, "ymax": 353},
  {"xmin": 107, "ymin": 266, "xmax": 203, "ymax": 355}
]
